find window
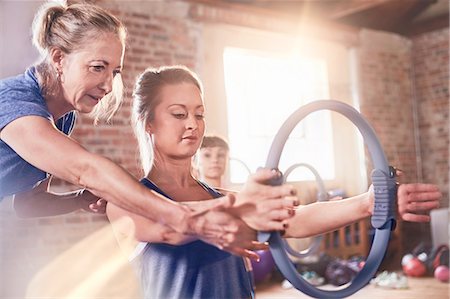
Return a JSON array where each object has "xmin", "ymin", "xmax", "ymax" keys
[{"xmin": 223, "ymin": 47, "xmax": 335, "ymax": 183}]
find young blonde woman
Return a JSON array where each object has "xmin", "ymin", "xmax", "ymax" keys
[{"xmin": 107, "ymin": 65, "xmax": 441, "ymax": 299}]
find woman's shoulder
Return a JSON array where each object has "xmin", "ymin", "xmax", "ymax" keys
[
  {"xmin": 0, "ymin": 68, "xmax": 51, "ymax": 130},
  {"xmin": 139, "ymin": 178, "xmax": 168, "ymax": 197},
  {"xmin": 196, "ymin": 180, "xmax": 224, "ymax": 198},
  {"xmin": 0, "ymin": 67, "xmax": 43, "ymax": 105}
]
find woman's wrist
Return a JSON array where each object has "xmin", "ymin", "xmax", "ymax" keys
[
  {"xmin": 229, "ymin": 193, "xmax": 249, "ymax": 218},
  {"xmin": 362, "ymin": 191, "xmax": 373, "ymax": 217},
  {"xmin": 167, "ymin": 203, "xmax": 193, "ymax": 235}
]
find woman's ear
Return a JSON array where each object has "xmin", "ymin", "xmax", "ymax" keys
[
  {"xmin": 49, "ymin": 47, "xmax": 64, "ymax": 73},
  {"xmin": 145, "ymin": 122, "xmax": 153, "ymax": 135}
]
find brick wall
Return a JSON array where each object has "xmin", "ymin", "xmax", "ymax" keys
[
  {"xmin": 357, "ymin": 29, "xmax": 418, "ymax": 255},
  {"xmin": 412, "ymin": 28, "xmax": 449, "ymax": 207},
  {"xmin": 358, "ymin": 30, "xmax": 418, "ymax": 183},
  {"xmin": 357, "ymin": 28, "xmax": 449, "ymax": 253}
]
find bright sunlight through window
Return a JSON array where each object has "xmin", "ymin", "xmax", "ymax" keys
[{"xmin": 223, "ymin": 47, "xmax": 335, "ymax": 183}]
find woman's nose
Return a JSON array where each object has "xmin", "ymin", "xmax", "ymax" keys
[
  {"xmin": 186, "ymin": 114, "xmax": 198, "ymax": 130},
  {"xmin": 99, "ymin": 73, "xmax": 113, "ymax": 95}
]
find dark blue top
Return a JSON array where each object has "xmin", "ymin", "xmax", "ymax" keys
[
  {"xmin": 0, "ymin": 67, "xmax": 76, "ymax": 198},
  {"xmin": 139, "ymin": 178, "xmax": 254, "ymax": 299}
]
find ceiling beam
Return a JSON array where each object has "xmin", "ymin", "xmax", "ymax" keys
[
  {"xmin": 331, "ymin": 0, "xmax": 438, "ymax": 33},
  {"xmin": 403, "ymin": 13, "xmax": 449, "ymax": 36},
  {"xmin": 393, "ymin": 0, "xmax": 439, "ymax": 34},
  {"xmin": 330, "ymin": 0, "xmax": 391, "ymax": 19}
]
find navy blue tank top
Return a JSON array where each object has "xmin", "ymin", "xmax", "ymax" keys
[{"xmin": 138, "ymin": 178, "xmax": 254, "ymax": 299}]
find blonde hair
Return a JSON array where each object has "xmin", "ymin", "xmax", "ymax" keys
[
  {"xmin": 32, "ymin": 0, "xmax": 127, "ymax": 123},
  {"xmin": 132, "ymin": 65, "xmax": 203, "ymax": 175}
]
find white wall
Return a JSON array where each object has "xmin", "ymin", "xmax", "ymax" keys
[{"xmin": 0, "ymin": 1, "xmax": 44, "ymax": 79}]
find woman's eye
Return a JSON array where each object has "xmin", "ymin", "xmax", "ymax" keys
[
  {"xmin": 173, "ymin": 113, "xmax": 186, "ymax": 119},
  {"xmin": 195, "ymin": 114, "xmax": 205, "ymax": 120},
  {"xmin": 90, "ymin": 65, "xmax": 105, "ymax": 72}
]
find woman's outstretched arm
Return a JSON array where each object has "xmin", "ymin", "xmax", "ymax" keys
[
  {"xmin": 285, "ymin": 183, "xmax": 441, "ymax": 238},
  {"xmin": 1, "ymin": 116, "xmax": 232, "ymax": 243},
  {"xmin": 107, "ymin": 198, "xmax": 268, "ymax": 261}
]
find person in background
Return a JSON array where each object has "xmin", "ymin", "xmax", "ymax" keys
[
  {"xmin": 196, "ymin": 135, "xmax": 229, "ymax": 189},
  {"xmin": 0, "ymin": 1, "xmax": 296, "ymax": 253}
]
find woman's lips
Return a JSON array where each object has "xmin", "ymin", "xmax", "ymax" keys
[{"xmin": 182, "ymin": 135, "xmax": 197, "ymax": 140}]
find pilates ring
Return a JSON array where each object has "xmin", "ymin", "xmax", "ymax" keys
[
  {"xmin": 282, "ymin": 163, "xmax": 328, "ymax": 258},
  {"xmin": 257, "ymin": 100, "xmax": 397, "ymax": 298}
]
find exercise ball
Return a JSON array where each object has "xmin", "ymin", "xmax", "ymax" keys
[
  {"xmin": 325, "ymin": 260, "xmax": 357, "ymax": 286},
  {"xmin": 434, "ymin": 265, "xmax": 449, "ymax": 282},
  {"xmin": 251, "ymin": 250, "xmax": 275, "ymax": 283},
  {"xmin": 403, "ymin": 257, "xmax": 426, "ymax": 277}
]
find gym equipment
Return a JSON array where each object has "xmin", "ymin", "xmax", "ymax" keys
[
  {"xmin": 402, "ymin": 257, "xmax": 427, "ymax": 277},
  {"xmin": 370, "ymin": 271, "xmax": 409, "ymax": 289},
  {"xmin": 258, "ymin": 100, "xmax": 397, "ymax": 298},
  {"xmin": 325, "ymin": 260, "xmax": 358, "ymax": 286},
  {"xmin": 251, "ymin": 250, "xmax": 275, "ymax": 283},
  {"xmin": 282, "ymin": 163, "xmax": 328, "ymax": 258},
  {"xmin": 429, "ymin": 244, "xmax": 449, "ymax": 272},
  {"xmin": 434, "ymin": 265, "xmax": 449, "ymax": 282}
]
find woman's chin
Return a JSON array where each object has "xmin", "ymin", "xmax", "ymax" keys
[{"xmin": 74, "ymin": 105, "xmax": 95, "ymax": 114}]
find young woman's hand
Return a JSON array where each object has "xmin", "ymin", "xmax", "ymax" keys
[
  {"xmin": 181, "ymin": 194, "xmax": 237, "ymax": 243},
  {"xmin": 218, "ymin": 214, "xmax": 268, "ymax": 261},
  {"xmin": 232, "ymin": 168, "xmax": 299, "ymax": 231},
  {"xmin": 397, "ymin": 183, "xmax": 441, "ymax": 222},
  {"xmin": 190, "ymin": 202, "xmax": 268, "ymax": 260},
  {"xmin": 367, "ymin": 183, "xmax": 441, "ymax": 222}
]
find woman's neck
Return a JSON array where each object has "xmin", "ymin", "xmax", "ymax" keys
[
  {"xmin": 36, "ymin": 67, "xmax": 73, "ymax": 120},
  {"xmin": 149, "ymin": 157, "xmax": 195, "ymax": 189},
  {"xmin": 45, "ymin": 91, "xmax": 73, "ymax": 120}
]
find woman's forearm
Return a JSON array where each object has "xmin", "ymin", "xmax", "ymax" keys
[
  {"xmin": 14, "ymin": 188, "xmax": 84, "ymax": 217},
  {"xmin": 1, "ymin": 117, "xmax": 190, "ymax": 233},
  {"xmin": 285, "ymin": 192, "xmax": 371, "ymax": 238},
  {"xmin": 13, "ymin": 178, "xmax": 98, "ymax": 217},
  {"xmin": 75, "ymin": 154, "xmax": 189, "ymax": 232},
  {"xmin": 106, "ymin": 203, "xmax": 195, "ymax": 246}
]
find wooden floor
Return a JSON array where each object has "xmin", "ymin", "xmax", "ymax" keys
[{"xmin": 256, "ymin": 277, "xmax": 449, "ymax": 299}]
